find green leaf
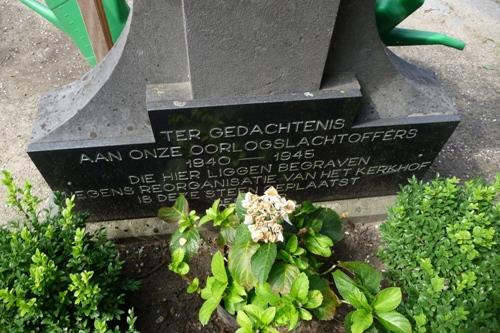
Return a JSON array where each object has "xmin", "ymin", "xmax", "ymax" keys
[
  {"xmin": 198, "ymin": 214, "xmax": 213, "ymax": 226},
  {"xmin": 261, "ymin": 307, "xmax": 276, "ymax": 326},
  {"xmin": 288, "ymin": 306, "xmax": 300, "ymax": 331},
  {"xmin": 304, "ymin": 290, "xmax": 323, "ymax": 309},
  {"xmin": 430, "ymin": 276, "xmax": 445, "ymax": 293},
  {"xmin": 224, "ymin": 281, "xmax": 246, "ymax": 315},
  {"xmin": 158, "ymin": 207, "xmax": 181, "ymax": 223},
  {"xmin": 170, "ymin": 248, "xmax": 185, "ymax": 265},
  {"xmin": 225, "ymin": 281, "xmax": 246, "ymax": 311},
  {"xmin": 317, "ymin": 207, "xmax": 344, "ymax": 242},
  {"xmin": 308, "ymin": 219, "xmax": 324, "ymax": 233},
  {"xmin": 299, "ymin": 308, "xmax": 313, "ymax": 321},
  {"xmin": 351, "ymin": 309, "xmax": 373, "ymax": 333},
  {"xmin": 170, "ymin": 228, "xmax": 200, "ymax": 260},
  {"xmin": 268, "ymin": 263, "xmax": 300, "ymax": 294},
  {"xmin": 332, "ymin": 270, "xmax": 370, "ymax": 310},
  {"xmin": 229, "ymin": 226, "xmax": 259, "ymax": 290},
  {"xmin": 235, "ymin": 327, "xmax": 253, "ymax": 333},
  {"xmin": 199, "ymin": 278, "xmax": 227, "ymax": 326},
  {"xmin": 309, "ymin": 275, "xmax": 341, "ymax": 320},
  {"xmin": 177, "ymin": 262, "xmax": 189, "ymax": 275},
  {"xmin": 290, "ymin": 272, "xmax": 309, "ymax": 303},
  {"xmin": 376, "ymin": 311, "xmax": 412, "ymax": 333},
  {"xmin": 243, "ymin": 304, "xmax": 264, "ymax": 322},
  {"xmin": 286, "ymin": 235, "xmax": 298, "ymax": 253},
  {"xmin": 372, "ymin": 288, "xmax": 402, "ymax": 313},
  {"xmin": 211, "ymin": 251, "xmax": 228, "ymax": 284},
  {"xmin": 304, "ymin": 233, "xmax": 333, "ymax": 257},
  {"xmin": 219, "ymin": 225, "xmax": 237, "ymax": 246},
  {"xmin": 200, "ymin": 277, "xmax": 227, "ymax": 300},
  {"xmin": 237, "ymin": 310, "xmax": 253, "ymax": 329},
  {"xmin": 235, "ymin": 193, "xmax": 247, "ymax": 221},
  {"xmin": 413, "ymin": 313, "xmax": 427, "ymax": 327},
  {"xmin": 187, "ymin": 278, "xmax": 200, "ymax": 294},
  {"xmin": 199, "ymin": 298, "xmax": 220, "ymax": 326},
  {"xmin": 251, "ymin": 243, "xmax": 277, "ymax": 284},
  {"xmin": 255, "ymin": 283, "xmax": 280, "ymax": 306},
  {"xmin": 339, "ymin": 261, "xmax": 382, "ymax": 295},
  {"xmin": 345, "ymin": 311, "xmax": 354, "ymax": 333},
  {"xmin": 234, "ymin": 223, "xmax": 253, "ymax": 243},
  {"xmin": 200, "ymin": 199, "xmax": 220, "ymax": 225},
  {"xmin": 174, "ymin": 194, "xmax": 189, "ymax": 216}
]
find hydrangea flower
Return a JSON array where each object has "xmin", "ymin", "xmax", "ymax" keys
[{"xmin": 241, "ymin": 187, "xmax": 296, "ymax": 243}]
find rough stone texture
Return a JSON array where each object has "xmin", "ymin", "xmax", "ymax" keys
[
  {"xmin": 30, "ymin": 0, "xmax": 189, "ymax": 145},
  {"xmin": 183, "ymin": 0, "xmax": 340, "ymax": 99}
]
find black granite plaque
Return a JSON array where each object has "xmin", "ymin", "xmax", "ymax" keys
[{"xmin": 28, "ymin": 82, "xmax": 459, "ymax": 221}]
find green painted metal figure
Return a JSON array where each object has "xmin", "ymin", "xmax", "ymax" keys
[
  {"xmin": 18, "ymin": 0, "xmax": 129, "ymax": 65},
  {"xmin": 376, "ymin": 0, "xmax": 465, "ymax": 50}
]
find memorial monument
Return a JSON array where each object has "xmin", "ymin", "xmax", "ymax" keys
[{"xmin": 27, "ymin": 0, "xmax": 461, "ymax": 220}]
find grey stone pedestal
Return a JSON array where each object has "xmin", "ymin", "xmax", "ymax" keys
[{"xmin": 28, "ymin": 0, "xmax": 459, "ymax": 221}]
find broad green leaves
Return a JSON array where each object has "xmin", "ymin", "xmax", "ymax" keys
[
  {"xmin": 236, "ymin": 304, "xmax": 278, "ymax": 333},
  {"xmin": 332, "ymin": 270, "xmax": 370, "ymax": 310},
  {"xmin": 161, "ymin": 194, "xmax": 358, "ymax": 331},
  {"xmin": 291, "ymin": 202, "xmax": 344, "ymax": 244},
  {"xmin": 187, "ymin": 278, "xmax": 200, "ymax": 294},
  {"xmin": 199, "ymin": 199, "xmax": 236, "ymax": 228},
  {"xmin": 223, "ymin": 280, "xmax": 247, "ymax": 315},
  {"xmin": 254, "ymin": 283, "xmax": 280, "ymax": 307},
  {"xmin": 168, "ymin": 248, "xmax": 189, "ymax": 276},
  {"xmin": 332, "ymin": 266, "xmax": 411, "ymax": 333},
  {"xmin": 251, "ymin": 243, "xmax": 277, "ymax": 284},
  {"xmin": 376, "ymin": 311, "xmax": 412, "ymax": 333},
  {"xmin": 304, "ymin": 290, "xmax": 323, "ymax": 309},
  {"xmin": 339, "ymin": 261, "xmax": 382, "ymax": 295},
  {"xmin": 199, "ymin": 296, "xmax": 222, "ymax": 326},
  {"xmin": 351, "ymin": 309, "xmax": 373, "ymax": 333},
  {"xmin": 199, "ymin": 252, "xmax": 229, "ymax": 325},
  {"xmin": 211, "ymin": 251, "xmax": 227, "ymax": 284},
  {"xmin": 372, "ymin": 288, "xmax": 401, "ymax": 313},
  {"xmin": 169, "ymin": 228, "xmax": 200, "ymax": 261},
  {"xmin": 309, "ymin": 275, "xmax": 340, "ymax": 320},
  {"xmin": 290, "ymin": 273, "xmax": 309, "ymax": 303},
  {"xmin": 158, "ymin": 194, "xmax": 189, "ymax": 223},
  {"xmin": 268, "ymin": 263, "xmax": 300, "ymax": 294},
  {"xmin": 235, "ymin": 193, "xmax": 247, "ymax": 221},
  {"xmin": 228, "ymin": 226, "xmax": 260, "ymax": 290},
  {"xmin": 304, "ymin": 232, "xmax": 333, "ymax": 257},
  {"xmin": 316, "ymin": 208, "xmax": 344, "ymax": 243}
]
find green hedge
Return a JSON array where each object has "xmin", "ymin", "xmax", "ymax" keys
[
  {"xmin": 0, "ymin": 172, "xmax": 139, "ymax": 333},
  {"xmin": 379, "ymin": 176, "xmax": 499, "ymax": 333}
]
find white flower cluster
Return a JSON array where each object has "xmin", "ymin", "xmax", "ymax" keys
[{"xmin": 241, "ymin": 187, "xmax": 296, "ymax": 243}]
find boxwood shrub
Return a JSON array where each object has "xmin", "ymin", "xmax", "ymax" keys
[
  {"xmin": 0, "ymin": 171, "xmax": 139, "ymax": 333},
  {"xmin": 379, "ymin": 176, "xmax": 499, "ymax": 332}
]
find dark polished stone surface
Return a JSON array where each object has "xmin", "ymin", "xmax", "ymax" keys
[{"xmin": 28, "ymin": 79, "xmax": 459, "ymax": 221}]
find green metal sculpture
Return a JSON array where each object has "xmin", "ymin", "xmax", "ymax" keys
[
  {"xmin": 376, "ymin": 0, "xmax": 465, "ymax": 50},
  {"xmin": 19, "ymin": 0, "xmax": 464, "ymax": 67},
  {"xmin": 18, "ymin": 0, "xmax": 129, "ymax": 65}
]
